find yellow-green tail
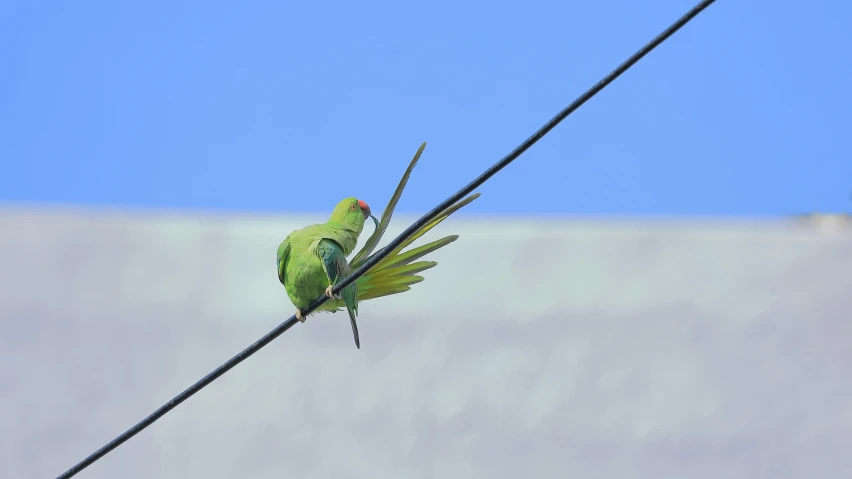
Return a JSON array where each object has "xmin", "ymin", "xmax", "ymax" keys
[{"xmin": 318, "ymin": 192, "xmax": 478, "ymax": 312}]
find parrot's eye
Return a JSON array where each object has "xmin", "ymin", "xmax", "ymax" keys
[{"xmin": 349, "ymin": 204, "xmax": 357, "ymax": 211}]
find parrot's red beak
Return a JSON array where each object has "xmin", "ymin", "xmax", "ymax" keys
[{"xmin": 358, "ymin": 199, "xmax": 371, "ymax": 219}]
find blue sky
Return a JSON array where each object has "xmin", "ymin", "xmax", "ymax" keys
[{"xmin": 2, "ymin": 0, "xmax": 850, "ymax": 216}]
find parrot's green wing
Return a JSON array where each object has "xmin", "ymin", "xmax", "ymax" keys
[
  {"xmin": 353, "ymin": 235, "xmax": 459, "ymax": 300},
  {"xmin": 276, "ymin": 237, "xmax": 291, "ymax": 285},
  {"xmin": 349, "ymin": 142, "xmax": 426, "ymax": 267},
  {"xmin": 318, "ymin": 192, "xmax": 480, "ymax": 311},
  {"xmin": 366, "ymin": 192, "xmax": 479, "ymax": 271}
]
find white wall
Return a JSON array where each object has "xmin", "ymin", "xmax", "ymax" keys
[{"xmin": 2, "ymin": 209, "xmax": 851, "ymax": 479}]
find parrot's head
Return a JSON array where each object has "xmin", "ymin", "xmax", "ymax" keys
[{"xmin": 330, "ymin": 197, "xmax": 373, "ymax": 233}]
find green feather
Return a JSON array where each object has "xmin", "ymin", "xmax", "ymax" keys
[{"xmin": 350, "ymin": 142, "xmax": 425, "ymax": 267}]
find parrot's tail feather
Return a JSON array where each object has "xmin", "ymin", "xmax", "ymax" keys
[
  {"xmin": 374, "ymin": 260, "xmax": 438, "ymax": 278},
  {"xmin": 380, "ymin": 194, "xmax": 478, "ymax": 265},
  {"xmin": 374, "ymin": 237, "xmax": 456, "ymax": 273},
  {"xmin": 348, "ymin": 308, "xmax": 360, "ymax": 349},
  {"xmin": 356, "ymin": 276, "xmax": 425, "ymax": 301},
  {"xmin": 358, "ymin": 285, "xmax": 415, "ymax": 301}
]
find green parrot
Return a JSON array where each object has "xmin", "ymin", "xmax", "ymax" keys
[
  {"xmin": 276, "ymin": 196, "xmax": 373, "ymax": 348},
  {"xmin": 276, "ymin": 142, "xmax": 480, "ymax": 349}
]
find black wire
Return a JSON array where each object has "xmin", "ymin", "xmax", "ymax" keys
[{"xmin": 56, "ymin": 1, "xmax": 716, "ymax": 477}]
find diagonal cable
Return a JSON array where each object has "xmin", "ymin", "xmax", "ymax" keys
[{"xmin": 56, "ymin": 1, "xmax": 717, "ymax": 477}]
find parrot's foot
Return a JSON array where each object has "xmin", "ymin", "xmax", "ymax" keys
[
  {"xmin": 295, "ymin": 309, "xmax": 306, "ymax": 323},
  {"xmin": 325, "ymin": 285, "xmax": 341, "ymax": 300}
]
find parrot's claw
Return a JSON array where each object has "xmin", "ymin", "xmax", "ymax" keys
[
  {"xmin": 295, "ymin": 309, "xmax": 306, "ymax": 323},
  {"xmin": 325, "ymin": 285, "xmax": 341, "ymax": 300}
]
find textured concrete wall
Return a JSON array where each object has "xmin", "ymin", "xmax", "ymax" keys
[{"xmin": 2, "ymin": 209, "xmax": 851, "ymax": 479}]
